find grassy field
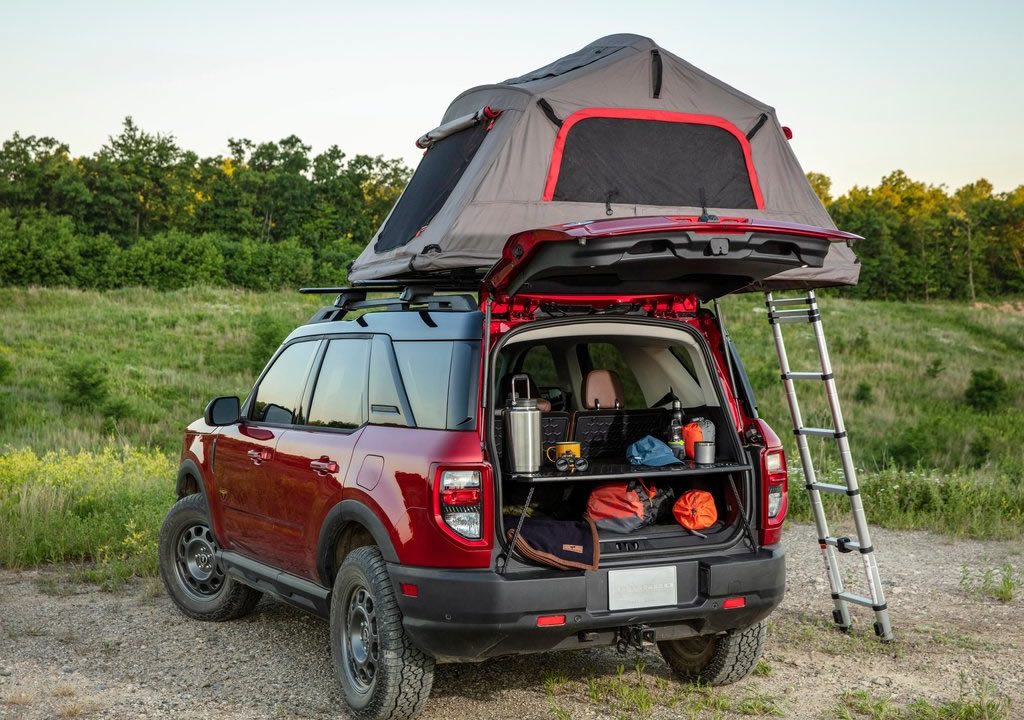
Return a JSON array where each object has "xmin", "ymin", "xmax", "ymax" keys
[{"xmin": 0, "ymin": 287, "xmax": 1022, "ymax": 581}]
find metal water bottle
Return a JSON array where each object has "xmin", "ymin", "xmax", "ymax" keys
[{"xmin": 504, "ymin": 374, "xmax": 542, "ymax": 473}]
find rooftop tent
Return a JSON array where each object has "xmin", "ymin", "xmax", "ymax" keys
[{"xmin": 349, "ymin": 34, "xmax": 859, "ymax": 290}]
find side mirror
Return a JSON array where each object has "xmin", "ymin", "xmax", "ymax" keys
[{"xmin": 204, "ymin": 396, "xmax": 240, "ymax": 426}]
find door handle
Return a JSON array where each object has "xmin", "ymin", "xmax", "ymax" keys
[
  {"xmin": 247, "ymin": 448, "xmax": 272, "ymax": 464},
  {"xmin": 310, "ymin": 456, "xmax": 339, "ymax": 475}
]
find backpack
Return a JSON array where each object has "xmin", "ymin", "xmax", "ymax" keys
[{"xmin": 585, "ymin": 480, "xmax": 674, "ymax": 533}]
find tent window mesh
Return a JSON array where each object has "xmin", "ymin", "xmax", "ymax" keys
[
  {"xmin": 551, "ymin": 117, "xmax": 757, "ymax": 209},
  {"xmin": 374, "ymin": 122, "xmax": 489, "ymax": 253}
]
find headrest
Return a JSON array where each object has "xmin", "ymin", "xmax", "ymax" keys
[
  {"xmin": 582, "ymin": 370, "xmax": 624, "ymax": 410},
  {"xmin": 500, "ymin": 373, "xmax": 552, "ymax": 412}
]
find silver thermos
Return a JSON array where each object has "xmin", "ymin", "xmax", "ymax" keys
[{"xmin": 504, "ymin": 374, "xmax": 542, "ymax": 473}]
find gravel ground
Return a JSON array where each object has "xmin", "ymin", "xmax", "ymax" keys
[{"xmin": 1, "ymin": 522, "xmax": 1021, "ymax": 719}]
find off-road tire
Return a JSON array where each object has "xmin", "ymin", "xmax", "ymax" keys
[
  {"xmin": 330, "ymin": 546, "xmax": 434, "ymax": 720},
  {"xmin": 158, "ymin": 493, "xmax": 262, "ymax": 621},
  {"xmin": 658, "ymin": 621, "xmax": 766, "ymax": 686}
]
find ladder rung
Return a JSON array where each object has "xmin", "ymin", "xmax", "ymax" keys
[
  {"xmin": 782, "ymin": 371, "xmax": 833, "ymax": 381},
  {"xmin": 836, "ymin": 591, "xmax": 882, "ymax": 610},
  {"xmin": 771, "ymin": 314, "xmax": 818, "ymax": 325},
  {"xmin": 824, "ymin": 536, "xmax": 864, "ymax": 552},
  {"xmin": 796, "ymin": 427, "xmax": 844, "ymax": 438},
  {"xmin": 770, "ymin": 308, "xmax": 818, "ymax": 320},
  {"xmin": 810, "ymin": 482, "xmax": 848, "ymax": 495},
  {"xmin": 767, "ymin": 296, "xmax": 813, "ymax": 307}
]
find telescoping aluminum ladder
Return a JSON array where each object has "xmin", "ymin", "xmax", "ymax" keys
[{"xmin": 765, "ymin": 290, "xmax": 894, "ymax": 641}]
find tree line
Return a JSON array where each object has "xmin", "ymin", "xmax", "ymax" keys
[
  {"xmin": 0, "ymin": 118, "xmax": 409, "ymax": 289},
  {"xmin": 1, "ymin": 117, "xmax": 1021, "ymax": 298}
]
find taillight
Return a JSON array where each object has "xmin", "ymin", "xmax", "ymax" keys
[
  {"xmin": 436, "ymin": 468, "xmax": 485, "ymax": 541},
  {"xmin": 759, "ymin": 446, "xmax": 788, "ymax": 546}
]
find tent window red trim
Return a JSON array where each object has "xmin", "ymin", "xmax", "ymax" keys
[{"xmin": 542, "ymin": 108, "xmax": 765, "ymax": 210}]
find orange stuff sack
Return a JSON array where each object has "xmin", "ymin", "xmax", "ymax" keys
[
  {"xmin": 682, "ymin": 418, "xmax": 715, "ymax": 459},
  {"xmin": 682, "ymin": 423, "xmax": 703, "ymax": 459},
  {"xmin": 672, "ymin": 489, "xmax": 718, "ymax": 531}
]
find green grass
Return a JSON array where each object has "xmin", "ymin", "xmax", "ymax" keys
[
  {"xmin": 0, "ymin": 286, "xmax": 320, "ymax": 452},
  {"xmin": 0, "ymin": 287, "xmax": 1022, "ymax": 586},
  {"xmin": 0, "ymin": 445, "xmax": 175, "ymax": 586},
  {"xmin": 834, "ymin": 680, "xmax": 1012, "ymax": 720},
  {"xmin": 721, "ymin": 293, "xmax": 1024, "ymax": 478}
]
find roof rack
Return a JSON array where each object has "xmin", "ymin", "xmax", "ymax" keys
[{"xmin": 300, "ymin": 284, "xmax": 479, "ymax": 323}]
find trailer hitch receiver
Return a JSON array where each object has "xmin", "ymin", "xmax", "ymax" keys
[{"xmin": 616, "ymin": 624, "xmax": 656, "ymax": 653}]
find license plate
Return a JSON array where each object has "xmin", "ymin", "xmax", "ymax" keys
[{"xmin": 608, "ymin": 566, "xmax": 677, "ymax": 611}]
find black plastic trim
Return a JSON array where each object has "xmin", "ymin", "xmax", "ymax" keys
[
  {"xmin": 219, "ymin": 550, "xmax": 330, "ymax": 619},
  {"xmin": 316, "ymin": 500, "xmax": 400, "ymax": 586},
  {"xmin": 176, "ymin": 459, "xmax": 206, "ymax": 500}
]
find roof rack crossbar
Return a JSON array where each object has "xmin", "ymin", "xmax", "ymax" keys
[{"xmin": 300, "ymin": 285, "xmax": 478, "ymax": 322}]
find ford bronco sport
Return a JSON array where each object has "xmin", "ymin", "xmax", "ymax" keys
[{"xmin": 159, "ymin": 216, "xmax": 850, "ymax": 719}]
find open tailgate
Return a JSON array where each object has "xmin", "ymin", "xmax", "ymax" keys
[{"xmin": 484, "ymin": 216, "xmax": 860, "ymax": 299}]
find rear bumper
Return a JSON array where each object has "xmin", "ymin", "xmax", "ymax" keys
[{"xmin": 388, "ymin": 547, "xmax": 785, "ymax": 662}]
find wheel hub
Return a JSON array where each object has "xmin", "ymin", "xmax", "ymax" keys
[
  {"xmin": 345, "ymin": 585, "xmax": 379, "ymax": 693},
  {"xmin": 175, "ymin": 523, "xmax": 225, "ymax": 599}
]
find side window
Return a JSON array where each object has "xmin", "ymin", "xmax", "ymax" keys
[
  {"xmin": 519, "ymin": 345, "xmax": 560, "ymax": 388},
  {"xmin": 584, "ymin": 343, "xmax": 646, "ymax": 408},
  {"xmin": 307, "ymin": 339, "xmax": 370, "ymax": 430},
  {"xmin": 393, "ymin": 341, "xmax": 453, "ymax": 431},
  {"xmin": 252, "ymin": 341, "xmax": 320, "ymax": 425}
]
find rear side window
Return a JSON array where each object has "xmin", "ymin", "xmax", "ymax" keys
[
  {"xmin": 393, "ymin": 340, "xmax": 480, "ymax": 430},
  {"xmin": 546, "ymin": 111, "xmax": 761, "ymax": 209},
  {"xmin": 307, "ymin": 339, "xmax": 370, "ymax": 429},
  {"xmin": 373, "ymin": 122, "xmax": 490, "ymax": 253},
  {"xmin": 520, "ymin": 345, "xmax": 560, "ymax": 388},
  {"xmin": 252, "ymin": 341, "xmax": 320, "ymax": 425}
]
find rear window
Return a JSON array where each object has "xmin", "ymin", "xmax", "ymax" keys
[
  {"xmin": 547, "ymin": 112, "xmax": 760, "ymax": 209},
  {"xmin": 374, "ymin": 122, "xmax": 489, "ymax": 253},
  {"xmin": 393, "ymin": 340, "xmax": 480, "ymax": 430}
]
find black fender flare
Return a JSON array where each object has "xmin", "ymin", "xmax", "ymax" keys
[
  {"xmin": 176, "ymin": 459, "xmax": 207, "ymax": 500},
  {"xmin": 316, "ymin": 500, "xmax": 399, "ymax": 586}
]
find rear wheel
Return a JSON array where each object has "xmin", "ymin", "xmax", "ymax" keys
[
  {"xmin": 658, "ymin": 621, "xmax": 765, "ymax": 686},
  {"xmin": 330, "ymin": 546, "xmax": 434, "ymax": 720},
  {"xmin": 158, "ymin": 493, "xmax": 262, "ymax": 621}
]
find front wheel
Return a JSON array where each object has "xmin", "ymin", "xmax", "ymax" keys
[
  {"xmin": 658, "ymin": 621, "xmax": 766, "ymax": 686},
  {"xmin": 330, "ymin": 546, "xmax": 434, "ymax": 720},
  {"xmin": 158, "ymin": 493, "xmax": 262, "ymax": 621}
]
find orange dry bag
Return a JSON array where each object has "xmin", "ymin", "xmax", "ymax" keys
[{"xmin": 672, "ymin": 489, "xmax": 718, "ymax": 531}]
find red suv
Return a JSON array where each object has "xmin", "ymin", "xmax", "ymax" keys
[{"xmin": 159, "ymin": 216, "xmax": 846, "ymax": 720}]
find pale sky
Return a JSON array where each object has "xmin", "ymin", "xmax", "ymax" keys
[{"xmin": 2, "ymin": 0, "xmax": 1022, "ymax": 195}]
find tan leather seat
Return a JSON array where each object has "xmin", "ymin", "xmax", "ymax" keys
[{"xmin": 581, "ymin": 369, "xmax": 625, "ymax": 410}]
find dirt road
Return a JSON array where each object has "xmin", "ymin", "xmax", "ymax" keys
[{"xmin": 1, "ymin": 523, "xmax": 1020, "ymax": 719}]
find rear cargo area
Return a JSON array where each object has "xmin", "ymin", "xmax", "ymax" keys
[{"xmin": 491, "ymin": 318, "xmax": 754, "ymax": 563}]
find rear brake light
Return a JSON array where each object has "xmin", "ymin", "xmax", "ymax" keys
[
  {"xmin": 759, "ymin": 445, "xmax": 788, "ymax": 546},
  {"xmin": 437, "ymin": 468, "xmax": 484, "ymax": 541},
  {"xmin": 536, "ymin": 615, "xmax": 566, "ymax": 627}
]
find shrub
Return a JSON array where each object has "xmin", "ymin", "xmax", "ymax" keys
[
  {"xmin": 249, "ymin": 311, "xmax": 292, "ymax": 373},
  {"xmin": 925, "ymin": 357, "xmax": 944, "ymax": 378},
  {"xmin": 61, "ymin": 359, "xmax": 109, "ymax": 409},
  {"xmin": 123, "ymin": 230, "xmax": 227, "ymax": 290},
  {"xmin": 853, "ymin": 381, "xmax": 874, "ymax": 404},
  {"xmin": 0, "ymin": 348, "xmax": 12, "ymax": 384},
  {"xmin": 964, "ymin": 368, "xmax": 1008, "ymax": 412},
  {"xmin": 0, "ymin": 209, "xmax": 78, "ymax": 285}
]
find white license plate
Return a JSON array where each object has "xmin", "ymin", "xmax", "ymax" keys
[{"xmin": 608, "ymin": 566, "xmax": 677, "ymax": 611}]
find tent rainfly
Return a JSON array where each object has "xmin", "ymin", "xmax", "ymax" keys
[{"xmin": 348, "ymin": 34, "xmax": 859, "ymax": 290}]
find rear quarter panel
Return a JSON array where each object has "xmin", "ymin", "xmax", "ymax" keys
[{"xmin": 347, "ymin": 425, "xmax": 492, "ymax": 568}]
